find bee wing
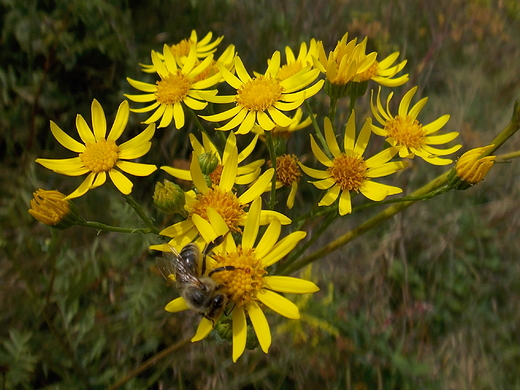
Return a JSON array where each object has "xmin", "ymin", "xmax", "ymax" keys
[{"xmin": 156, "ymin": 245, "xmax": 204, "ymax": 287}]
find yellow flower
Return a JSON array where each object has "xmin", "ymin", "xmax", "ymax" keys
[
  {"xmin": 200, "ymin": 51, "xmax": 324, "ymax": 135},
  {"xmin": 315, "ymin": 33, "xmax": 377, "ymax": 86},
  {"xmin": 161, "ymin": 131, "xmax": 264, "ymax": 187},
  {"xmin": 356, "ymin": 51, "xmax": 409, "ymax": 87},
  {"xmin": 448, "ymin": 144, "xmax": 496, "ymax": 189},
  {"xmin": 140, "ymin": 30, "xmax": 224, "ymax": 73},
  {"xmin": 152, "ymin": 148, "xmax": 290, "ymax": 250},
  {"xmin": 277, "ymin": 39, "xmax": 320, "ymax": 81},
  {"xmin": 36, "ymin": 100, "xmax": 156, "ymax": 199},
  {"xmin": 370, "ymin": 86, "xmax": 462, "ymax": 165},
  {"xmin": 125, "ymin": 43, "xmax": 221, "ymax": 129},
  {"xmin": 271, "ymin": 154, "xmax": 302, "ymax": 209},
  {"xmin": 28, "ymin": 189, "xmax": 77, "ymax": 228},
  {"xmin": 172, "ymin": 197, "xmax": 319, "ymax": 362},
  {"xmin": 300, "ymin": 114, "xmax": 407, "ymax": 216}
]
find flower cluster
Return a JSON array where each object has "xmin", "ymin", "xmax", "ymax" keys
[{"xmin": 32, "ymin": 29, "xmax": 496, "ymax": 362}]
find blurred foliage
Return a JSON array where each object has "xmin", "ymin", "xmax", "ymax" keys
[{"xmin": 1, "ymin": 0, "xmax": 520, "ymax": 389}]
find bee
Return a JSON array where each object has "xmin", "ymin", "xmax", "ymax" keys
[{"xmin": 156, "ymin": 236, "xmax": 235, "ymax": 324}]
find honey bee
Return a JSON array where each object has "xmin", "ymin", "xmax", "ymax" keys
[{"xmin": 156, "ymin": 236, "xmax": 235, "ymax": 324}]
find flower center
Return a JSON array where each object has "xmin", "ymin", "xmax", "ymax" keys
[
  {"xmin": 277, "ymin": 61, "xmax": 304, "ymax": 81},
  {"xmin": 327, "ymin": 153, "xmax": 367, "ymax": 192},
  {"xmin": 385, "ymin": 115, "xmax": 426, "ymax": 149},
  {"xmin": 80, "ymin": 139, "xmax": 119, "ymax": 173},
  {"xmin": 358, "ymin": 60, "xmax": 379, "ymax": 82},
  {"xmin": 274, "ymin": 154, "xmax": 301, "ymax": 186},
  {"xmin": 208, "ymin": 164, "xmax": 223, "ymax": 185},
  {"xmin": 211, "ymin": 246, "xmax": 266, "ymax": 306},
  {"xmin": 170, "ymin": 39, "xmax": 191, "ymax": 57},
  {"xmin": 236, "ymin": 75, "xmax": 284, "ymax": 112},
  {"xmin": 186, "ymin": 186, "xmax": 245, "ymax": 232},
  {"xmin": 155, "ymin": 71, "xmax": 192, "ymax": 105}
]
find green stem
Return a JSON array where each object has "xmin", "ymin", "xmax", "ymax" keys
[
  {"xmin": 304, "ymin": 100, "xmax": 329, "ymax": 157},
  {"xmin": 277, "ymin": 210, "xmax": 338, "ymax": 275},
  {"xmin": 328, "ymin": 96, "xmax": 339, "ymax": 121},
  {"xmin": 188, "ymin": 108, "xmax": 225, "ymax": 154},
  {"xmin": 265, "ymin": 131, "xmax": 278, "ymax": 210},
  {"xmin": 122, "ymin": 194, "xmax": 160, "ymax": 234},
  {"xmin": 77, "ymin": 220, "xmax": 155, "ymax": 234},
  {"xmin": 281, "ymin": 171, "xmax": 449, "ymax": 276},
  {"xmin": 107, "ymin": 336, "xmax": 193, "ymax": 390},
  {"xmin": 482, "ymin": 100, "xmax": 520, "ymax": 156}
]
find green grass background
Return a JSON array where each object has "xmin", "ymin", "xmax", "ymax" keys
[{"xmin": 1, "ymin": 0, "xmax": 520, "ymax": 389}]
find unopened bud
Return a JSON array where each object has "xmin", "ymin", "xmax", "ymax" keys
[
  {"xmin": 153, "ymin": 180, "xmax": 187, "ymax": 216},
  {"xmin": 447, "ymin": 145, "xmax": 496, "ymax": 190},
  {"xmin": 28, "ymin": 189, "xmax": 82, "ymax": 229},
  {"xmin": 198, "ymin": 152, "xmax": 219, "ymax": 175}
]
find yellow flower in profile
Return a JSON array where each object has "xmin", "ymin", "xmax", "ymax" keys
[
  {"xmin": 448, "ymin": 144, "xmax": 496, "ymax": 189},
  {"xmin": 171, "ymin": 197, "xmax": 319, "ymax": 362},
  {"xmin": 161, "ymin": 131, "xmax": 264, "ymax": 187},
  {"xmin": 252, "ymin": 108, "xmax": 313, "ymax": 139},
  {"xmin": 300, "ymin": 114, "xmax": 407, "ymax": 216},
  {"xmin": 315, "ymin": 33, "xmax": 377, "ymax": 86},
  {"xmin": 153, "ymin": 148, "xmax": 290, "ymax": 250},
  {"xmin": 125, "ymin": 43, "xmax": 221, "ymax": 129},
  {"xmin": 356, "ymin": 51, "xmax": 408, "ymax": 87},
  {"xmin": 277, "ymin": 39, "xmax": 320, "ymax": 81},
  {"xmin": 271, "ymin": 154, "xmax": 302, "ymax": 209},
  {"xmin": 200, "ymin": 51, "xmax": 324, "ymax": 135},
  {"xmin": 140, "ymin": 30, "xmax": 224, "ymax": 73},
  {"xmin": 36, "ymin": 100, "xmax": 156, "ymax": 199},
  {"xmin": 29, "ymin": 189, "xmax": 77, "ymax": 228},
  {"xmin": 371, "ymin": 86, "xmax": 462, "ymax": 165}
]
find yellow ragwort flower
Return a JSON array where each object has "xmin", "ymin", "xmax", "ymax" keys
[
  {"xmin": 314, "ymin": 33, "xmax": 377, "ymax": 86},
  {"xmin": 140, "ymin": 30, "xmax": 224, "ymax": 73},
  {"xmin": 165, "ymin": 197, "xmax": 319, "ymax": 362},
  {"xmin": 300, "ymin": 114, "xmax": 407, "ymax": 216},
  {"xmin": 152, "ymin": 147, "xmax": 290, "ymax": 251},
  {"xmin": 125, "ymin": 43, "xmax": 221, "ymax": 129},
  {"xmin": 29, "ymin": 189, "xmax": 73, "ymax": 228},
  {"xmin": 371, "ymin": 86, "xmax": 462, "ymax": 165},
  {"xmin": 161, "ymin": 131, "xmax": 264, "ymax": 187},
  {"xmin": 276, "ymin": 39, "xmax": 320, "ymax": 81},
  {"xmin": 448, "ymin": 144, "xmax": 496, "ymax": 189},
  {"xmin": 36, "ymin": 100, "xmax": 156, "ymax": 199},
  {"xmin": 356, "ymin": 51, "xmax": 409, "ymax": 87},
  {"xmin": 200, "ymin": 51, "xmax": 324, "ymax": 135}
]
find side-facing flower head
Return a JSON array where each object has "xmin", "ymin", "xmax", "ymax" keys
[
  {"xmin": 270, "ymin": 154, "xmax": 302, "ymax": 209},
  {"xmin": 448, "ymin": 144, "xmax": 496, "ymax": 189},
  {"xmin": 370, "ymin": 86, "xmax": 462, "ymax": 165},
  {"xmin": 276, "ymin": 39, "xmax": 320, "ymax": 81},
  {"xmin": 28, "ymin": 189, "xmax": 82, "ymax": 228},
  {"xmin": 300, "ymin": 113, "xmax": 407, "ymax": 215},
  {"xmin": 161, "ymin": 131, "xmax": 264, "ymax": 187},
  {"xmin": 175, "ymin": 198, "xmax": 319, "ymax": 362},
  {"xmin": 126, "ymin": 43, "xmax": 221, "ymax": 129},
  {"xmin": 200, "ymin": 51, "xmax": 324, "ymax": 135},
  {"xmin": 356, "ymin": 51, "xmax": 409, "ymax": 87},
  {"xmin": 140, "ymin": 30, "xmax": 224, "ymax": 73},
  {"xmin": 36, "ymin": 100, "xmax": 156, "ymax": 199},
  {"xmin": 154, "ymin": 147, "xmax": 290, "ymax": 250}
]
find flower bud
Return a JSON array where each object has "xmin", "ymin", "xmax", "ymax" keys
[
  {"xmin": 153, "ymin": 180, "xmax": 187, "ymax": 216},
  {"xmin": 447, "ymin": 145, "xmax": 496, "ymax": 190},
  {"xmin": 28, "ymin": 189, "xmax": 82, "ymax": 229},
  {"xmin": 198, "ymin": 152, "xmax": 219, "ymax": 175}
]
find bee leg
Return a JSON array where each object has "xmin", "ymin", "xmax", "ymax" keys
[
  {"xmin": 207, "ymin": 265, "xmax": 238, "ymax": 277},
  {"xmin": 201, "ymin": 235, "xmax": 227, "ymax": 275}
]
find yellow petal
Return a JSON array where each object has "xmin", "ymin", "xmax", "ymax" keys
[
  {"xmin": 49, "ymin": 121, "xmax": 85, "ymax": 153},
  {"xmin": 165, "ymin": 297, "xmax": 189, "ymax": 313},
  {"xmin": 36, "ymin": 157, "xmax": 89, "ymax": 176},
  {"xmin": 261, "ymin": 231, "xmax": 306, "ymax": 267},
  {"xmin": 108, "ymin": 169, "xmax": 133, "ymax": 195},
  {"xmin": 118, "ymin": 124, "xmax": 155, "ymax": 159},
  {"xmin": 107, "ymin": 100, "xmax": 129, "ymax": 141},
  {"xmin": 263, "ymin": 276, "xmax": 320, "ymax": 293},
  {"xmin": 91, "ymin": 99, "xmax": 107, "ymax": 141},
  {"xmin": 360, "ymin": 181, "xmax": 402, "ymax": 201},
  {"xmin": 239, "ymin": 168, "xmax": 274, "ymax": 204},
  {"xmin": 75, "ymin": 114, "xmax": 95, "ymax": 144},
  {"xmin": 338, "ymin": 189, "xmax": 352, "ymax": 215},
  {"xmin": 254, "ymin": 218, "xmax": 281, "ymax": 260},
  {"xmin": 242, "ymin": 197, "xmax": 262, "ymax": 249},
  {"xmin": 116, "ymin": 161, "xmax": 157, "ymax": 176},
  {"xmin": 256, "ymin": 289, "xmax": 300, "ymax": 319},
  {"xmin": 191, "ymin": 318, "xmax": 214, "ymax": 342},
  {"xmin": 232, "ymin": 306, "xmax": 247, "ymax": 362},
  {"xmin": 65, "ymin": 172, "xmax": 96, "ymax": 199},
  {"xmin": 324, "ymin": 117, "xmax": 340, "ymax": 158},
  {"xmin": 219, "ymin": 147, "xmax": 238, "ymax": 192},
  {"xmin": 247, "ymin": 302, "xmax": 271, "ymax": 353}
]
